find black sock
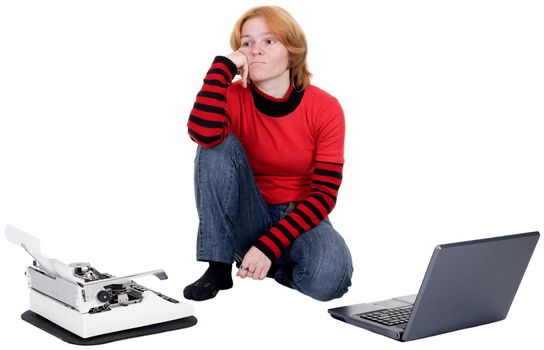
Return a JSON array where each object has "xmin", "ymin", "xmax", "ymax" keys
[{"xmin": 183, "ymin": 262, "xmax": 233, "ymax": 301}]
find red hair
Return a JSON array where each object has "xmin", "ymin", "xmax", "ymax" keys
[{"xmin": 230, "ymin": 6, "xmax": 312, "ymax": 90}]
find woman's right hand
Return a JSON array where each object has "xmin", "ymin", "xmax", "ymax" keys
[{"xmin": 225, "ymin": 50, "xmax": 249, "ymax": 88}]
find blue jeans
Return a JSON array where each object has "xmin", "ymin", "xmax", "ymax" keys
[{"xmin": 194, "ymin": 134, "xmax": 353, "ymax": 301}]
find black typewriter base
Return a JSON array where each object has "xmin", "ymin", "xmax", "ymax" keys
[{"xmin": 21, "ymin": 310, "xmax": 198, "ymax": 345}]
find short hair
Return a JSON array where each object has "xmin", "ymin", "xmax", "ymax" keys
[{"xmin": 230, "ymin": 6, "xmax": 312, "ymax": 90}]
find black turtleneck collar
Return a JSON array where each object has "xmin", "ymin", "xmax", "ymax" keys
[{"xmin": 249, "ymin": 83, "xmax": 305, "ymax": 117}]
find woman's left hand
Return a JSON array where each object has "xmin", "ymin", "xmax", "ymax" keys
[{"xmin": 237, "ymin": 246, "xmax": 272, "ymax": 280}]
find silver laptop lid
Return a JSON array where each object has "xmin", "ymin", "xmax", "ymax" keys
[{"xmin": 403, "ymin": 231, "xmax": 539, "ymax": 341}]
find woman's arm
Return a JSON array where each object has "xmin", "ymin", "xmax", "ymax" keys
[{"xmin": 187, "ymin": 52, "xmax": 248, "ymax": 147}]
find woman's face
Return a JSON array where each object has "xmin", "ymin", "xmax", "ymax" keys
[{"xmin": 239, "ymin": 17, "xmax": 290, "ymax": 88}]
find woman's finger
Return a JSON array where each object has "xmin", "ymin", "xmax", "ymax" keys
[
  {"xmin": 257, "ymin": 264, "xmax": 269, "ymax": 280},
  {"xmin": 241, "ymin": 57, "xmax": 249, "ymax": 88},
  {"xmin": 252, "ymin": 265, "xmax": 263, "ymax": 280},
  {"xmin": 237, "ymin": 263, "xmax": 250, "ymax": 278}
]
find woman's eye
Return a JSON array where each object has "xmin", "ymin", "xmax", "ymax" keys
[
  {"xmin": 265, "ymin": 39, "xmax": 275, "ymax": 45},
  {"xmin": 241, "ymin": 42, "xmax": 252, "ymax": 47}
]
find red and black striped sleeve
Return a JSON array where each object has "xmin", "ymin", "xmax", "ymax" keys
[
  {"xmin": 254, "ymin": 161, "xmax": 343, "ymax": 261},
  {"xmin": 187, "ymin": 56, "xmax": 238, "ymax": 147}
]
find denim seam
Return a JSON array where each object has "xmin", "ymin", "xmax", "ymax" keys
[
  {"xmin": 196, "ymin": 149, "xmax": 205, "ymax": 257},
  {"xmin": 222, "ymin": 146, "xmax": 236, "ymax": 214},
  {"xmin": 332, "ymin": 264, "xmax": 349, "ymax": 299},
  {"xmin": 332, "ymin": 249, "xmax": 353, "ymax": 299},
  {"xmin": 292, "ymin": 234, "xmax": 310, "ymax": 287},
  {"xmin": 222, "ymin": 155, "xmax": 235, "ymax": 254}
]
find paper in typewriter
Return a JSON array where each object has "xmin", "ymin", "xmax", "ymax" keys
[{"xmin": 5, "ymin": 225, "xmax": 78, "ymax": 284}]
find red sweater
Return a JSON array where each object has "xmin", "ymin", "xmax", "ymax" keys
[{"xmin": 188, "ymin": 56, "xmax": 345, "ymax": 261}]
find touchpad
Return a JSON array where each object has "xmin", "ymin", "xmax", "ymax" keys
[{"xmin": 372, "ymin": 294, "xmax": 416, "ymax": 308}]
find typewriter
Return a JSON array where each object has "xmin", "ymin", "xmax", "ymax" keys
[{"xmin": 6, "ymin": 225, "xmax": 195, "ymax": 339}]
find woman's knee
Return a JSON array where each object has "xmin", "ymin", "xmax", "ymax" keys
[
  {"xmin": 305, "ymin": 255, "xmax": 353, "ymax": 301},
  {"xmin": 195, "ymin": 133, "xmax": 244, "ymax": 178},
  {"xmin": 291, "ymin": 226, "xmax": 353, "ymax": 301}
]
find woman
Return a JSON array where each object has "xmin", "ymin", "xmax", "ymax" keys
[{"xmin": 184, "ymin": 6, "xmax": 353, "ymax": 302}]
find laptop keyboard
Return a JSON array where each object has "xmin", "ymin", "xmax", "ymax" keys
[{"xmin": 358, "ymin": 305, "xmax": 413, "ymax": 327}]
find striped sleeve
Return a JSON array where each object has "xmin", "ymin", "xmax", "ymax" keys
[
  {"xmin": 187, "ymin": 56, "xmax": 238, "ymax": 147},
  {"xmin": 254, "ymin": 161, "xmax": 343, "ymax": 261}
]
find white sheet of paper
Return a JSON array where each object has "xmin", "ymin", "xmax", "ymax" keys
[{"xmin": 5, "ymin": 225, "xmax": 78, "ymax": 284}]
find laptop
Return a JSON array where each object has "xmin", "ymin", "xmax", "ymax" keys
[{"xmin": 328, "ymin": 231, "xmax": 539, "ymax": 341}]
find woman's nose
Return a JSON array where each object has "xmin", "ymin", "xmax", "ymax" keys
[{"xmin": 251, "ymin": 42, "xmax": 264, "ymax": 55}]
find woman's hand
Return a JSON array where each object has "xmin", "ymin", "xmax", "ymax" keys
[
  {"xmin": 225, "ymin": 50, "xmax": 249, "ymax": 88},
  {"xmin": 237, "ymin": 246, "xmax": 271, "ymax": 280}
]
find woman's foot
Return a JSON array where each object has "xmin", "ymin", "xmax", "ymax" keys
[{"xmin": 183, "ymin": 262, "xmax": 233, "ymax": 301}]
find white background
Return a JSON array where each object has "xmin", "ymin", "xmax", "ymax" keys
[{"xmin": 1, "ymin": 0, "xmax": 542, "ymax": 349}]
